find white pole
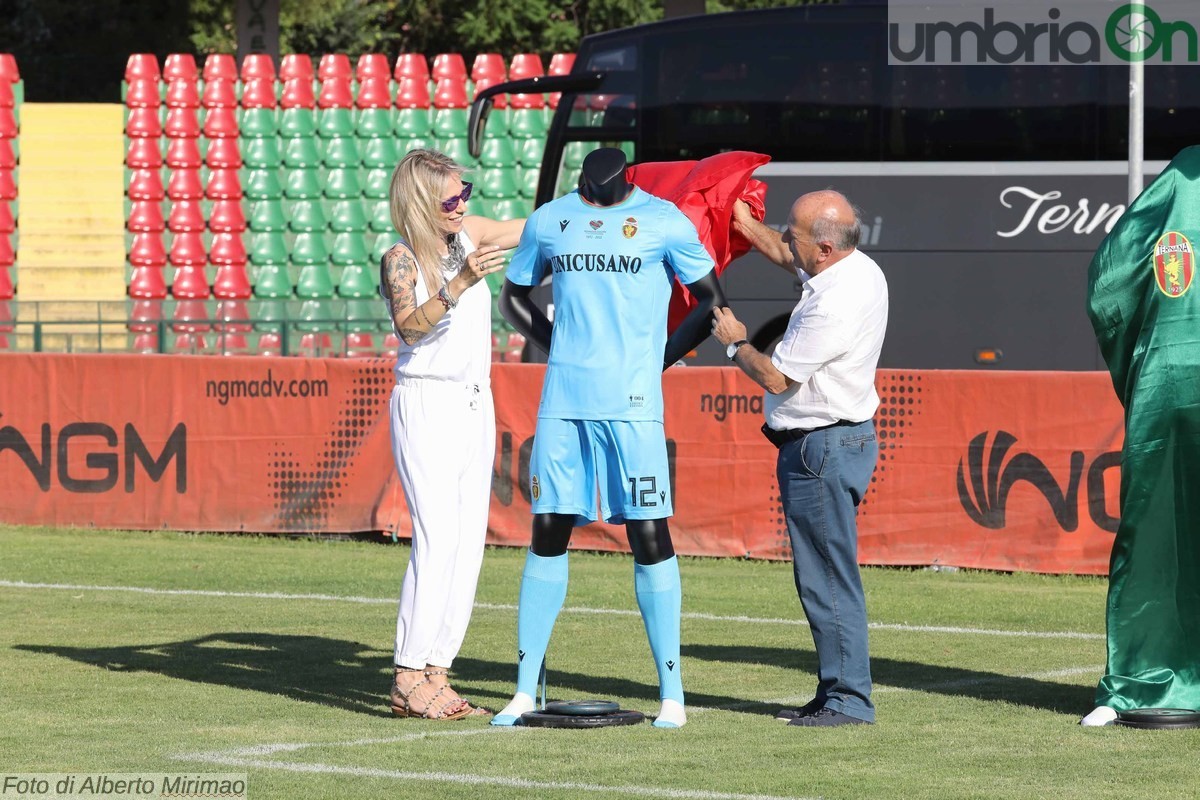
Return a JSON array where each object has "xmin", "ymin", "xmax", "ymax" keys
[{"xmin": 1128, "ymin": 4, "xmax": 1145, "ymax": 203}]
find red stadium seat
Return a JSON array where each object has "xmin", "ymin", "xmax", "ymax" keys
[
  {"xmin": 280, "ymin": 77, "xmax": 316, "ymax": 109},
  {"xmin": 203, "ymin": 53, "xmax": 237, "ymax": 82},
  {"xmin": 548, "ymin": 53, "xmax": 576, "ymax": 75},
  {"xmin": 0, "ymin": 201, "xmax": 13, "ymax": 232},
  {"xmin": 165, "ymin": 137, "xmax": 202, "ymax": 169},
  {"xmin": 169, "ymin": 231, "xmax": 207, "ymax": 267},
  {"xmin": 127, "ymin": 200, "xmax": 165, "ymax": 233},
  {"xmin": 167, "ymin": 168, "xmax": 204, "ymax": 200},
  {"xmin": 0, "ymin": 82, "xmax": 12, "ymax": 109},
  {"xmin": 205, "ymin": 137, "xmax": 243, "ymax": 169},
  {"xmin": 318, "ymin": 54, "xmax": 352, "ymax": 81},
  {"xmin": 214, "ymin": 299, "xmax": 253, "ymax": 333},
  {"xmin": 163, "ymin": 53, "xmax": 198, "ymax": 82},
  {"xmin": 128, "ymin": 232, "xmax": 168, "ymax": 267},
  {"xmin": 209, "ymin": 232, "xmax": 248, "ymax": 266},
  {"xmin": 164, "ymin": 107, "xmax": 201, "ymax": 138},
  {"xmin": 128, "ymin": 265, "xmax": 167, "ymax": 300},
  {"xmin": 240, "ymin": 53, "xmax": 276, "ymax": 82},
  {"xmin": 0, "ymin": 170, "xmax": 13, "ymax": 201},
  {"xmin": 201, "ymin": 77, "xmax": 238, "ymax": 108},
  {"xmin": 208, "ymin": 199, "xmax": 246, "ymax": 232},
  {"xmin": 395, "ymin": 77, "xmax": 430, "ymax": 109},
  {"xmin": 202, "ymin": 106, "xmax": 239, "ymax": 138},
  {"xmin": 131, "ymin": 331, "xmax": 159, "ymax": 352},
  {"xmin": 165, "ymin": 78, "xmax": 200, "ymax": 109},
  {"xmin": 344, "ymin": 331, "xmax": 376, "ymax": 358},
  {"xmin": 124, "ymin": 107, "xmax": 162, "ymax": 137},
  {"xmin": 167, "ymin": 199, "xmax": 205, "ymax": 232},
  {"xmin": 509, "ymin": 53, "xmax": 545, "ymax": 80},
  {"xmin": 128, "ymin": 298, "xmax": 164, "ymax": 334},
  {"xmin": 432, "ymin": 78, "xmax": 468, "ymax": 109},
  {"xmin": 125, "ymin": 138, "xmax": 163, "ymax": 169},
  {"xmin": 509, "ymin": 91, "xmax": 545, "ymax": 110},
  {"xmin": 124, "ymin": 78, "xmax": 161, "ymax": 108},
  {"xmin": 171, "ymin": 298, "xmax": 211, "ymax": 331},
  {"xmin": 257, "ymin": 331, "xmax": 283, "ymax": 356},
  {"xmin": 431, "ymin": 53, "xmax": 467, "ymax": 82},
  {"xmin": 297, "ymin": 332, "xmax": 333, "ymax": 357},
  {"xmin": 356, "ymin": 76, "xmax": 392, "ymax": 109},
  {"xmin": 472, "ymin": 78, "xmax": 507, "ymax": 109},
  {"xmin": 280, "ymin": 53, "xmax": 314, "ymax": 82},
  {"xmin": 0, "ymin": 54, "xmax": 19, "ymax": 83},
  {"xmin": 317, "ymin": 76, "xmax": 354, "ymax": 108},
  {"xmin": 241, "ymin": 77, "xmax": 277, "ymax": 109},
  {"xmin": 0, "ymin": 234, "xmax": 14, "ymax": 265},
  {"xmin": 0, "ymin": 108, "xmax": 14, "ymax": 139},
  {"xmin": 172, "ymin": 332, "xmax": 209, "ymax": 353},
  {"xmin": 0, "ymin": 140, "xmax": 10, "ymax": 171},
  {"xmin": 212, "ymin": 331, "xmax": 250, "ymax": 354},
  {"xmin": 393, "ymin": 53, "xmax": 429, "ymax": 82},
  {"xmin": 356, "ymin": 53, "xmax": 391, "ymax": 81},
  {"xmin": 125, "ymin": 54, "xmax": 160, "ymax": 82},
  {"xmin": 205, "ymin": 168, "xmax": 243, "ymax": 200},
  {"xmin": 213, "ymin": 264, "xmax": 252, "ymax": 299},
  {"xmin": 471, "ymin": 53, "xmax": 506, "ymax": 83},
  {"xmin": 126, "ymin": 169, "xmax": 164, "ymax": 202}
]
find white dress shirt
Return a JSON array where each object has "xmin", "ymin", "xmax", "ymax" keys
[{"xmin": 765, "ymin": 248, "xmax": 889, "ymax": 431}]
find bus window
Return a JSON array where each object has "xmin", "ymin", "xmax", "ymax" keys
[{"xmin": 1146, "ymin": 65, "xmax": 1200, "ymax": 159}]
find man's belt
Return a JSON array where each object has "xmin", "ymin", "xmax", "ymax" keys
[{"xmin": 760, "ymin": 419, "xmax": 860, "ymax": 448}]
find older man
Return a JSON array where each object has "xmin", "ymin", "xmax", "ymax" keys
[{"xmin": 712, "ymin": 190, "xmax": 888, "ymax": 727}]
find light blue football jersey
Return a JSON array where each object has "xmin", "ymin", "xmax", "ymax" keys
[{"xmin": 507, "ymin": 187, "xmax": 714, "ymax": 421}]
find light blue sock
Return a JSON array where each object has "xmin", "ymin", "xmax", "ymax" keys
[
  {"xmin": 634, "ymin": 557, "xmax": 684, "ymax": 710},
  {"xmin": 515, "ymin": 551, "xmax": 569, "ymax": 699}
]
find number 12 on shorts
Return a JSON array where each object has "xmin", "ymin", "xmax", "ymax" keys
[{"xmin": 628, "ymin": 476, "xmax": 659, "ymax": 507}]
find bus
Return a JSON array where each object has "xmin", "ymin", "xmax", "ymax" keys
[{"xmin": 468, "ymin": 3, "xmax": 1200, "ymax": 369}]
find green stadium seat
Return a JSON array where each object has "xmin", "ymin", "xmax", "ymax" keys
[
  {"xmin": 432, "ymin": 108, "xmax": 468, "ymax": 139},
  {"xmin": 290, "ymin": 232, "xmax": 330, "ymax": 266},
  {"xmin": 363, "ymin": 168, "xmax": 391, "ymax": 199},
  {"xmin": 329, "ymin": 199, "xmax": 368, "ymax": 232},
  {"xmin": 491, "ymin": 197, "xmax": 530, "ymax": 220},
  {"xmin": 344, "ymin": 297, "xmax": 379, "ymax": 332},
  {"xmin": 322, "ymin": 137, "xmax": 360, "ymax": 168},
  {"xmin": 250, "ymin": 231, "xmax": 290, "ymax": 267},
  {"xmin": 248, "ymin": 199, "xmax": 287, "ymax": 232},
  {"xmin": 563, "ymin": 141, "xmax": 590, "ymax": 169},
  {"xmin": 288, "ymin": 199, "xmax": 327, "ymax": 232},
  {"xmin": 471, "ymin": 197, "xmax": 497, "ymax": 218},
  {"xmin": 244, "ymin": 168, "xmax": 284, "ymax": 200},
  {"xmin": 283, "ymin": 136, "xmax": 322, "ymax": 168},
  {"xmin": 518, "ymin": 137, "xmax": 545, "ymax": 168},
  {"xmin": 295, "ymin": 298, "xmax": 339, "ymax": 334},
  {"xmin": 437, "ymin": 137, "xmax": 475, "ymax": 167},
  {"xmin": 284, "ymin": 168, "xmax": 323, "ymax": 199},
  {"xmin": 323, "ymin": 168, "xmax": 361, "ymax": 199},
  {"xmin": 250, "ymin": 298, "xmax": 288, "ymax": 331},
  {"xmin": 509, "ymin": 108, "xmax": 547, "ymax": 139},
  {"xmin": 557, "ymin": 168, "xmax": 580, "ymax": 196},
  {"xmin": 279, "ymin": 107, "xmax": 317, "ymax": 138},
  {"xmin": 251, "ymin": 265, "xmax": 293, "ymax": 299},
  {"xmin": 399, "ymin": 136, "xmax": 436, "ymax": 155},
  {"xmin": 241, "ymin": 107, "xmax": 278, "ymax": 137},
  {"xmin": 394, "ymin": 108, "xmax": 432, "ymax": 138},
  {"xmin": 356, "ymin": 108, "xmax": 393, "ymax": 138},
  {"xmin": 338, "ymin": 263, "xmax": 378, "ymax": 298},
  {"xmin": 480, "ymin": 137, "xmax": 516, "ymax": 167},
  {"xmin": 362, "ymin": 138, "xmax": 399, "ymax": 169},
  {"xmin": 243, "ymin": 137, "xmax": 282, "ymax": 168},
  {"xmin": 479, "ymin": 167, "xmax": 518, "ymax": 198},
  {"xmin": 482, "ymin": 108, "xmax": 510, "ymax": 139},
  {"xmin": 317, "ymin": 107, "xmax": 355, "ymax": 138},
  {"xmin": 371, "ymin": 232, "xmax": 394, "ymax": 262},
  {"xmin": 295, "ymin": 265, "xmax": 336, "ymax": 298},
  {"xmin": 369, "ymin": 200, "xmax": 395, "ymax": 232},
  {"xmin": 518, "ymin": 166, "xmax": 539, "ymax": 198},
  {"xmin": 331, "ymin": 232, "xmax": 370, "ymax": 266}
]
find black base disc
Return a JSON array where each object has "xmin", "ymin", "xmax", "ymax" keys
[
  {"xmin": 544, "ymin": 700, "xmax": 621, "ymax": 716},
  {"xmin": 520, "ymin": 710, "xmax": 645, "ymax": 728},
  {"xmin": 1115, "ymin": 708, "xmax": 1200, "ymax": 729}
]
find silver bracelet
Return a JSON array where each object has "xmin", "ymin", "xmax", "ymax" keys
[{"xmin": 437, "ymin": 284, "xmax": 458, "ymax": 310}]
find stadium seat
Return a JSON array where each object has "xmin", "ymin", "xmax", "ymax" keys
[
  {"xmin": 169, "ymin": 231, "xmax": 207, "ymax": 266},
  {"xmin": 162, "ymin": 53, "xmax": 198, "ymax": 82},
  {"xmin": 171, "ymin": 332, "xmax": 209, "ymax": 353},
  {"xmin": 128, "ymin": 231, "xmax": 168, "ymax": 267},
  {"xmin": 432, "ymin": 108, "xmax": 468, "ymax": 138},
  {"xmin": 318, "ymin": 76, "xmax": 354, "ymax": 109},
  {"xmin": 295, "ymin": 263, "xmax": 335, "ymax": 297},
  {"xmin": 479, "ymin": 137, "xmax": 516, "ymax": 168},
  {"xmin": 130, "ymin": 331, "xmax": 160, "ymax": 353},
  {"xmin": 244, "ymin": 168, "xmax": 283, "ymax": 200},
  {"xmin": 295, "ymin": 328, "xmax": 335, "ymax": 355},
  {"xmin": 344, "ymin": 330, "xmax": 377, "ymax": 357},
  {"xmin": 394, "ymin": 107, "xmax": 432, "ymax": 137},
  {"xmin": 322, "ymin": 136, "xmax": 359, "ymax": 168},
  {"xmin": 209, "ymin": 232, "xmax": 247, "ymax": 265},
  {"xmin": 124, "ymin": 78, "xmax": 160, "ymax": 109},
  {"xmin": 127, "ymin": 200, "xmax": 166, "ymax": 233},
  {"xmin": 167, "ymin": 168, "xmax": 204, "ymax": 200},
  {"xmin": 338, "ymin": 265, "xmax": 377, "ymax": 298},
  {"xmin": 213, "ymin": 297, "xmax": 254, "ymax": 333},
  {"xmin": 170, "ymin": 264, "xmax": 210, "ymax": 299},
  {"xmin": 240, "ymin": 108, "xmax": 277, "ymax": 137},
  {"xmin": 251, "ymin": 265, "xmax": 292, "ymax": 299},
  {"xmin": 283, "ymin": 136, "xmax": 322, "ymax": 168},
  {"xmin": 323, "ymin": 168, "xmax": 361, "ymax": 199},
  {"xmin": 164, "ymin": 107, "xmax": 201, "ymax": 138},
  {"xmin": 241, "ymin": 78, "xmax": 277, "ymax": 109},
  {"xmin": 212, "ymin": 263, "xmax": 252, "ymax": 299},
  {"xmin": 0, "ymin": 170, "xmax": 13, "ymax": 201},
  {"xmin": 315, "ymin": 108, "xmax": 353, "ymax": 139},
  {"xmin": 509, "ymin": 91, "xmax": 545, "ymax": 110},
  {"xmin": 212, "ymin": 331, "xmax": 251, "ymax": 354},
  {"xmin": 279, "ymin": 107, "xmax": 317, "ymax": 137},
  {"xmin": 250, "ymin": 230, "xmax": 289, "ymax": 265},
  {"xmin": 432, "ymin": 53, "xmax": 467, "ymax": 83},
  {"xmin": 280, "ymin": 54, "xmax": 314, "ymax": 82},
  {"xmin": 205, "ymin": 137, "xmax": 242, "ymax": 168},
  {"xmin": 318, "ymin": 54, "xmax": 352, "ymax": 81},
  {"xmin": 128, "ymin": 299, "xmax": 164, "ymax": 335},
  {"xmin": 201, "ymin": 78, "xmax": 237, "ymax": 108},
  {"xmin": 518, "ymin": 137, "xmax": 545, "ymax": 168},
  {"xmin": 472, "ymin": 78, "xmax": 508, "ymax": 113},
  {"xmin": 203, "ymin": 107, "xmax": 239, "ymax": 138},
  {"xmin": 509, "ymin": 108, "xmax": 547, "ymax": 138},
  {"xmin": 0, "ymin": 82, "xmax": 12, "ymax": 110},
  {"xmin": 363, "ymin": 168, "xmax": 391, "ymax": 199},
  {"xmin": 509, "ymin": 53, "xmax": 545, "ymax": 80},
  {"xmin": 371, "ymin": 231, "xmax": 394, "ymax": 262},
  {"xmin": 356, "ymin": 107, "xmax": 393, "ymax": 138},
  {"xmin": 370, "ymin": 200, "xmax": 394, "ymax": 233},
  {"xmin": 393, "ymin": 53, "xmax": 430, "ymax": 82},
  {"xmin": 203, "ymin": 54, "xmax": 237, "ymax": 82},
  {"xmin": 395, "ymin": 77, "xmax": 431, "ymax": 109},
  {"xmin": 331, "ymin": 231, "xmax": 369, "ymax": 266},
  {"xmin": 128, "ymin": 264, "xmax": 167, "ymax": 299},
  {"xmin": 240, "ymin": 53, "xmax": 276, "ymax": 82},
  {"xmin": 206, "ymin": 168, "xmax": 242, "ymax": 200},
  {"xmin": 283, "ymin": 168, "xmax": 322, "ymax": 199},
  {"xmin": 480, "ymin": 167, "xmax": 518, "ymax": 198},
  {"xmin": 208, "ymin": 198, "xmax": 246, "ymax": 232},
  {"xmin": 518, "ymin": 166, "xmax": 539, "ymax": 198},
  {"xmin": 357, "ymin": 76, "xmax": 393, "ymax": 108},
  {"xmin": 0, "ymin": 201, "xmax": 11, "ymax": 232},
  {"xmin": 166, "ymin": 137, "xmax": 202, "ymax": 169},
  {"xmin": 329, "ymin": 199, "xmax": 367, "ymax": 232},
  {"xmin": 287, "ymin": 198, "xmax": 326, "ymax": 232},
  {"xmin": 399, "ymin": 137, "xmax": 435, "ymax": 156},
  {"xmin": 291, "ymin": 231, "xmax": 330, "ymax": 266},
  {"xmin": 125, "ymin": 138, "xmax": 163, "ymax": 169},
  {"xmin": 0, "ymin": 234, "xmax": 11, "ymax": 267},
  {"xmin": 433, "ymin": 78, "xmax": 468, "ymax": 109},
  {"xmin": 437, "ymin": 137, "xmax": 474, "ymax": 167},
  {"xmin": 548, "ymin": 53, "xmax": 576, "ymax": 76},
  {"xmin": 361, "ymin": 137, "xmax": 398, "ymax": 169},
  {"xmin": 356, "ymin": 53, "xmax": 391, "ymax": 82},
  {"xmin": 471, "ymin": 53, "xmax": 506, "ymax": 83},
  {"xmin": 280, "ymin": 78, "xmax": 316, "ymax": 109},
  {"xmin": 127, "ymin": 169, "xmax": 165, "ymax": 202},
  {"xmin": 161, "ymin": 84, "xmax": 195, "ymax": 117},
  {"xmin": 256, "ymin": 330, "xmax": 283, "ymax": 354},
  {"xmin": 125, "ymin": 54, "xmax": 160, "ymax": 82},
  {"xmin": 491, "ymin": 197, "xmax": 530, "ymax": 220},
  {"xmin": 124, "ymin": 107, "xmax": 162, "ymax": 137},
  {"xmin": 167, "ymin": 199, "xmax": 205, "ymax": 232},
  {"xmin": 242, "ymin": 136, "xmax": 281, "ymax": 168},
  {"xmin": 248, "ymin": 199, "xmax": 287, "ymax": 232}
]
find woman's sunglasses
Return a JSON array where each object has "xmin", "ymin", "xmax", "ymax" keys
[{"xmin": 440, "ymin": 182, "xmax": 473, "ymax": 213}]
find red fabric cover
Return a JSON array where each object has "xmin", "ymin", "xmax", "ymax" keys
[{"xmin": 626, "ymin": 151, "xmax": 769, "ymax": 333}]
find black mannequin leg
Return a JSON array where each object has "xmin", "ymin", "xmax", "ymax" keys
[
  {"xmin": 625, "ymin": 518, "xmax": 676, "ymax": 565},
  {"xmin": 530, "ymin": 512, "xmax": 575, "ymax": 557}
]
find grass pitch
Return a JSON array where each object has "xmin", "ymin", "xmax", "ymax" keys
[{"xmin": 0, "ymin": 525, "xmax": 1194, "ymax": 800}]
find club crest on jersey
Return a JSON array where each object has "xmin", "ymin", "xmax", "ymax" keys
[
  {"xmin": 1153, "ymin": 231, "xmax": 1194, "ymax": 298},
  {"xmin": 622, "ymin": 217, "xmax": 638, "ymax": 239},
  {"xmin": 531, "ymin": 475, "xmax": 541, "ymax": 501}
]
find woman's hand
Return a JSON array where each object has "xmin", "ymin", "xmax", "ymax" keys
[{"xmin": 449, "ymin": 245, "xmax": 506, "ymax": 296}]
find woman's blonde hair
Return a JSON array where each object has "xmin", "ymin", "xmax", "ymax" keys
[{"xmin": 388, "ymin": 148, "xmax": 467, "ymax": 296}]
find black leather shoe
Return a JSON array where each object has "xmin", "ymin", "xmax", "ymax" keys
[
  {"xmin": 787, "ymin": 708, "xmax": 870, "ymax": 727},
  {"xmin": 775, "ymin": 698, "xmax": 823, "ymax": 721}
]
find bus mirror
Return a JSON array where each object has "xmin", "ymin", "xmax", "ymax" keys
[{"xmin": 467, "ymin": 73, "xmax": 607, "ymax": 158}]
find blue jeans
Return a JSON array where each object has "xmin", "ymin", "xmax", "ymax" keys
[{"xmin": 777, "ymin": 419, "xmax": 878, "ymax": 722}]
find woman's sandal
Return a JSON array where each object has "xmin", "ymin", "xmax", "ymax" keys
[
  {"xmin": 389, "ymin": 668, "xmax": 483, "ymax": 720},
  {"xmin": 422, "ymin": 669, "xmax": 492, "ymax": 718}
]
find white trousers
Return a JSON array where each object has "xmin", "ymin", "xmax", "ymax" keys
[{"xmin": 390, "ymin": 377, "xmax": 495, "ymax": 669}]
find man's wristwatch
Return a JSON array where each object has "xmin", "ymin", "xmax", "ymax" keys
[{"xmin": 726, "ymin": 339, "xmax": 749, "ymax": 361}]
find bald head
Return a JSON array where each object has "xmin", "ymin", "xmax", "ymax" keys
[{"xmin": 790, "ymin": 190, "xmax": 861, "ymax": 252}]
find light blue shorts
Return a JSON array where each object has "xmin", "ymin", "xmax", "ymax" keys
[{"xmin": 529, "ymin": 418, "xmax": 673, "ymax": 525}]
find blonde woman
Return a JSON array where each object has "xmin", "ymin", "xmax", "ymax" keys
[{"xmin": 380, "ymin": 149, "xmax": 524, "ymax": 719}]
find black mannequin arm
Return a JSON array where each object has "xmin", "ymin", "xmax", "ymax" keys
[
  {"xmin": 663, "ymin": 270, "xmax": 727, "ymax": 369},
  {"xmin": 499, "ymin": 278, "xmax": 553, "ymax": 355}
]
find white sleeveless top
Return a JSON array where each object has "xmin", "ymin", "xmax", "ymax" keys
[{"xmin": 386, "ymin": 231, "xmax": 492, "ymax": 384}]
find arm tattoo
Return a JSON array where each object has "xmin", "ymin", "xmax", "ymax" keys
[
  {"xmin": 415, "ymin": 306, "xmax": 434, "ymax": 328},
  {"xmin": 383, "ymin": 246, "xmax": 427, "ymax": 345}
]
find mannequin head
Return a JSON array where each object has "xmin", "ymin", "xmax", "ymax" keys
[{"xmin": 579, "ymin": 147, "xmax": 632, "ymax": 206}]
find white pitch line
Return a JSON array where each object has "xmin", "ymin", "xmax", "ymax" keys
[{"xmin": 0, "ymin": 579, "xmax": 1104, "ymax": 640}]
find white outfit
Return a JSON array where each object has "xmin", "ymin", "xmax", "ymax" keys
[
  {"xmin": 387, "ymin": 231, "xmax": 495, "ymax": 669},
  {"xmin": 766, "ymin": 248, "xmax": 889, "ymax": 431}
]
